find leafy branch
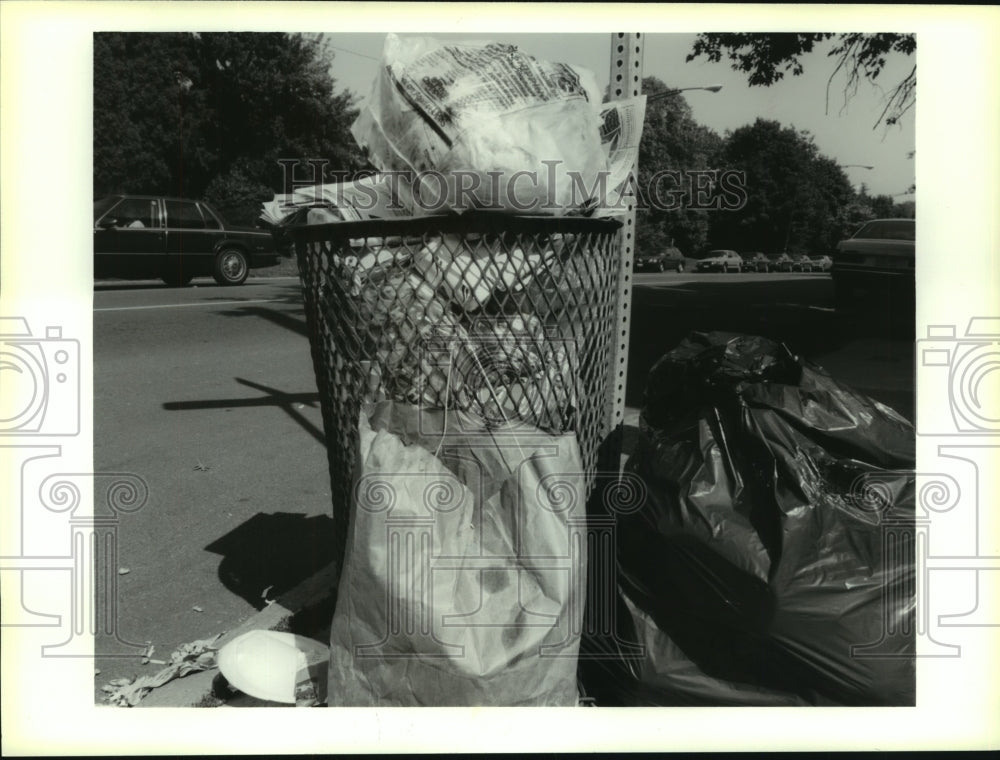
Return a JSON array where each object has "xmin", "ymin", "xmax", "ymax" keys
[{"xmin": 688, "ymin": 33, "xmax": 916, "ymax": 130}]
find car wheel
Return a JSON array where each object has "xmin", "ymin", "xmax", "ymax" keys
[
  {"xmin": 657, "ymin": 261, "xmax": 666, "ymax": 272},
  {"xmin": 213, "ymin": 248, "xmax": 249, "ymax": 286},
  {"xmin": 676, "ymin": 262, "xmax": 684, "ymax": 273}
]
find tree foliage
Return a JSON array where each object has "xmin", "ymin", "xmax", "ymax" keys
[
  {"xmin": 94, "ymin": 32, "xmax": 365, "ymax": 222},
  {"xmin": 687, "ymin": 33, "xmax": 915, "ymax": 128},
  {"xmin": 634, "ymin": 77, "xmax": 724, "ymax": 258},
  {"xmin": 710, "ymin": 118, "xmax": 855, "ymax": 254}
]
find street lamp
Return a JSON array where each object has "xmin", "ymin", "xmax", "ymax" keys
[
  {"xmin": 646, "ymin": 84, "xmax": 723, "ymax": 102},
  {"xmin": 842, "ymin": 164, "xmax": 875, "ymax": 170}
]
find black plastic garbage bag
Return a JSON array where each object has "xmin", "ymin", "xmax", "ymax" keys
[{"xmin": 583, "ymin": 331, "xmax": 915, "ymax": 706}]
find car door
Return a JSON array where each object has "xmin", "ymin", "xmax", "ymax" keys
[
  {"xmin": 93, "ymin": 197, "xmax": 166, "ymax": 278},
  {"xmin": 163, "ymin": 199, "xmax": 224, "ymax": 277}
]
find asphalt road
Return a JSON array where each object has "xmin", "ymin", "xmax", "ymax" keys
[
  {"xmin": 91, "ymin": 271, "xmax": 914, "ymax": 700},
  {"xmin": 93, "ymin": 276, "xmax": 333, "ymax": 699}
]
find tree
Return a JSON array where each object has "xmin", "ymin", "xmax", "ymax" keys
[
  {"xmin": 94, "ymin": 33, "xmax": 207, "ymax": 196},
  {"xmin": 709, "ymin": 118, "xmax": 854, "ymax": 254},
  {"xmin": 94, "ymin": 32, "xmax": 365, "ymax": 221},
  {"xmin": 870, "ymin": 193, "xmax": 896, "ymax": 219},
  {"xmin": 634, "ymin": 77, "xmax": 724, "ymax": 258},
  {"xmin": 687, "ymin": 33, "xmax": 916, "ymax": 129}
]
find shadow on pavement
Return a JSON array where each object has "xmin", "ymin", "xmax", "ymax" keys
[
  {"xmin": 205, "ymin": 512, "xmax": 337, "ymax": 611},
  {"xmin": 216, "ymin": 304, "xmax": 309, "ymax": 337},
  {"xmin": 213, "ymin": 282, "xmax": 309, "ymax": 336},
  {"xmin": 163, "ymin": 377, "xmax": 325, "ymax": 446}
]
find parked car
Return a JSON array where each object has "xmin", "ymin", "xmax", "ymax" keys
[
  {"xmin": 810, "ymin": 255, "xmax": 833, "ymax": 272},
  {"xmin": 635, "ymin": 246, "xmax": 686, "ymax": 273},
  {"xmin": 790, "ymin": 254, "xmax": 815, "ymax": 272},
  {"xmin": 93, "ymin": 195, "xmax": 280, "ymax": 286},
  {"xmin": 741, "ymin": 252, "xmax": 770, "ymax": 272},
  {"xmin": 833, "ymin": 218, "xmax": 915, "ymax": 309},
  {"xmin": 765, "ymin": 252, "xmax": 794, "ymax": 273},
  {"xmin": 695, "ymin": 249, "xmax": 744, "ymax": 273}
]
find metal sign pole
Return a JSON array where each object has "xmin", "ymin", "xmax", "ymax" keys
[{"xmin": 602, "ymin": 33, "xmax": 643, "ymax": 471}]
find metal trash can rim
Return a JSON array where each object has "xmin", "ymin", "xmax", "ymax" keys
[{"xmin": 286, "ymin": 211, "xmax": 622, "ymax": 244}]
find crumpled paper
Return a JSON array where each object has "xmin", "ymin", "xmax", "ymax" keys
[{"xmin": 102, "ymin": 634, "xmax": 222, "ymax": 707}]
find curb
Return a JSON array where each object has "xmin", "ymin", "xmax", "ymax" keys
[{"xmin": 138, "ymin": 562, "xmax": 339, "ymax": 707}]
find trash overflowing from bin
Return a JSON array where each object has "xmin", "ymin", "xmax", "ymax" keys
[
  {"xmin": 297, "ymin": 213, "xmax": 619, "ymax": 706},
  {"xmin": 350, "ymin": 33, "xmax": 644, "ymax": 216},
  {"xmin": 262, "ymin": 34, "xmax": 645, "ymax": 225},
  {"xmin": 579, "ymin": 331, "xmax": 916, "ymax": 706},
  {"xmin": 265, "ymin": 34, "xmax": 638, "ymax": 707}
]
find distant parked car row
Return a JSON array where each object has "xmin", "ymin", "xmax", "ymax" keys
[
  {"xmin": 634, "ymin": 247, "xmax": 835, "ymax": 275},
  {"xmin": 689, "ymin": 250, "xmax": 834, "ymax": 274}
]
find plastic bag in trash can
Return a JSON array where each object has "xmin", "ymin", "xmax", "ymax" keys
[
  {"xmin": 593, "ymin": 331, "xmax": 916, "ymax": 705},
  {"xmin": 352, "ymin": 33, "xmax": 607, "ymax": 216},
  {"xmin": 326, "ymin": 400, "xmax": 588, "ymax": 706}
]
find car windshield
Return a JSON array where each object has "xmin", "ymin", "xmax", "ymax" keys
[
  {"xmin": 767, "ymin": 253, "xmax": 787, "ymax": 260},
  {"xmin": 698, "ymin": 250, "xmax": 728, "ymax": 259},
  {"xmin": 93, "ymin": 196, "xmax": 119, "ymax": 220},
  {"xmin": 853, "ymin": 219, "xmax": 915, "ymax": 241}
]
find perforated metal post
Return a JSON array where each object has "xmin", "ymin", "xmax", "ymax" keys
[{"xmin": 601, "ymin": 33, "xmax": 642, "ymax": 470}]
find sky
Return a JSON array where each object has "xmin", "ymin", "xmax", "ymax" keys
[{"xmin": 324, "ymin": 32, "xmax": 916, "ymax": 198}]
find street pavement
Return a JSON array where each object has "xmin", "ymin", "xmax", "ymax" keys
[{"xmin": 91, "ymin": 271, "xmax": 914, "ymax": 703}]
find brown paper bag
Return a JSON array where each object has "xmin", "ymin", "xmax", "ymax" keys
[{"xmin": 327, "ymin": 401, "xmax": 587, "ymax": 706}]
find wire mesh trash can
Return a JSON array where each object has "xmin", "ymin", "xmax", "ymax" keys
[{"xmin": 290, "ymin": 212, "xmax": 624, "ymax": 572}]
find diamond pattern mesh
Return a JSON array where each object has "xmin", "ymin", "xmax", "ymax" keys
[{"xmin": 291, "ymin": 213, "xmax": 623, "ymax": 567}]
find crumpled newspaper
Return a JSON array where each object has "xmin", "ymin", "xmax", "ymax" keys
[{"xmin": 101, "ymin": 634, "xmax": 222, "ymax": 707}]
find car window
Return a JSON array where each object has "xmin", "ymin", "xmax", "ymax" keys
[
  {"xmin": 106, "ymin": 197, "xmax": 159, "ymax": 228},
  {"xmin": 854, "ymin": 220, "xmax": 915, "ymax": 241},
  {"xmin": 165, "ymin": 199, "xmax": 207, "ymax": 230},
  {"xmin": 94, "ymin": 196, "xmax": 119, "ymax": 220},
  {"xmin": 198, "ymin": 203, "xmax": 222, "ymax": 230}
]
